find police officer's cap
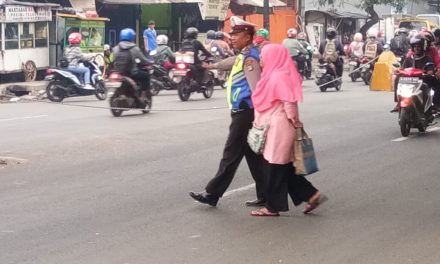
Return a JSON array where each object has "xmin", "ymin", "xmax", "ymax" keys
[{"xmin": 229, "ymin": 16, "xmax": 257, "ymax": 35}]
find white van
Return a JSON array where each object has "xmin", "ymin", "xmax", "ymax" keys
[{"xmin": 416, "ymin": 14, "xmax": 440, "ymax": 27}]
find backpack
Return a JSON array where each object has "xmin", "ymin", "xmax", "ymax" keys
[
  {"xmin": 323, "ymin": 39, "xmax": 338, "ymax": 62},
  {"xmin": 114, "ymin": 47, "xmax": 134, "ymax": 76}
]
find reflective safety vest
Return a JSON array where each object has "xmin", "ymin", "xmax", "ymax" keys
[
  {"xmin": 226, "ymin": 47, "xmax": 260, "ymax": 110},
  {"xmin": 364, "ymin": 41, "xmax": 378, "ymax": 59}
]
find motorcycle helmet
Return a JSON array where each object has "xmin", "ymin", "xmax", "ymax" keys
[
  {"xmin": 256, "ymin": 28, "xmax": 269, "ymax": 40},
  {"xmin": 410, "ymin": 34, "xmax": 426, "ymax": 55},
  {"xmin": 68, "ymin": 32, "xmax": 82, "ymax": 45},
  {"xmin": 120, "ymin": 28, "xmax": 136, "ymax": 42},
  {"xmin": 420, "ymin": 30, "xmax": 434, "ymax": 47},
  {"xmin": 398, "ymin": 27, "xmax": 409, "ymax": 35},
  {"xmin": 433, "ymin": 28, "xmax": 440, "ymax": 38},
  {"xmin": 287, "ymin": 28, "xmax": 297, "ymax": 38},
  {"xmin": 297, "ymin": 32, "xmax": 307, "ymax": 40},
  {"xmin": 215, "ymin": 31, "xmax": 224, "ymax": 40},
  {"xmin": 353, "ymin": 32, "xmax": 363, "ymax": 42},
  {"xmin": 156, "ymin": 34, "xmax": 169, "ymax": 45},
  {"xmin": 326, "ymin": 28, "xmax": 336, "ymax": 39},
  {"xmin": 206, "ymin": 30, "xmax": 216, "ymax": 40},
  {"xmin": 185, "ymin": 27, "xmax": 199, "ymax": 39},
  {"xmin": 367, "ymin": 30, "xmax": 377, "ymax": 39},
  {"xmin": 104, "ymin": 44, "xmax": 111, "ymax": 51}
]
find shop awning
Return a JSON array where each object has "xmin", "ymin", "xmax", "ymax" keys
[
  {"xmin": 0, "ymin": 0, "xmax": 59, "ymax": 8},
  {"xmin": 233, "ymin": 0, "xmax": 286, "ymax": 7},
  {"xmin": 97, "ymin": 0, "xmax": 203, "ymax": 3}
]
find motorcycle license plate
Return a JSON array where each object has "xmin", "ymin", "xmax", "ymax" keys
[
  {"xmin": 316, "ymin": 68, "xmax": 326, "ymax": 74},
  {"xmin": 399, "ymin": 77, "xmax": 419, "ymax": 84},
  {"xmin": 173, "ymin": 70, "xmax": 187, "ymax": 76}
]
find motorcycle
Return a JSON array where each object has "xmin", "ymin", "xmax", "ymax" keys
[
  {"xmin": 348, "ymin": 56, "xmax": 361, "ymax": 82},
  {"xmin": 360, "ymin": 57, "xmax": 374, "ymax": 85},
  {"xmin": 108, "ymin": 66, "xmax": 153, "ymax": 117},
  {"xmin": 170, "ymin": 52, "xmax": 214, "ymax": 102},
  {"xmin": 210, "ymin": 46, "xmax": 229, "ymax": 88},
  {"xmin": 315, "ymin": 59, "xmax": 341, "ymax": 92},
  {"xmin": 292, "ymin": 53, "xmax": 307, "ymax": 78},
  {"xmin": 45, "ymin": 56, "xmax": 107, "ymax": 102},
  {"xmin": 150, "ymin": 61, "xmax": 176, "ymax": 96},
  {"xmin": 397, "ymin": 65, "xmax": 437, "ymax": 137},
  {"xmin": 304, "ymin": 45, "xmax": 313, "ymax": 80}
]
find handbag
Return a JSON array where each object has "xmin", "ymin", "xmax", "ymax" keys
[
  {"xmin": 294, "ymin": 127, "xmax": 319, "ymax": 176},
  {"xmin": 247, "ymin": 105, "xmax": 281, "ymax": 154}
]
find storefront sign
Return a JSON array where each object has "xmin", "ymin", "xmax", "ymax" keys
[
  {"xmin": 199, "ymin": 0, "xmax": 229, "ymax": 21},
  {"xmin": 1, "ymin": 6, "xmax": 52, "ymax": 23}
]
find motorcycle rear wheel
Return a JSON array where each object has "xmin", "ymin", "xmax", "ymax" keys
[
  {"xmin": 110, "ymin": 96, "xmax": 123, "ymax": 117},
  {"xmin": 319, "ymin": 86, "xmax": 327, "ymax": 92},
  {"xmin": 178, "ymin": 83, "xmax": 191, "ymax": 101},
  {"xmin": 399, "ymin": 108, "xmax": 412, "ymax": 137},
  {"xmin": 363, "ymin": 72, "xmax": 371, "ymax": 85},
  {"xmin": 94, "ymin": 80, "xmax": 107, "ymax": 100},
  {"xmin": 46, "ymin": 80, "xmax": 66, "ymax": 102},
  {"xmin": 150, "ymin": 82, "xmax": 161, "ymax": 96}
]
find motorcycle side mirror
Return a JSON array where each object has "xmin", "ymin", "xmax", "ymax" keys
[
  {"xmin": 307, "ymin": 46, "xmax": 312, "ymax": 50},
  {"xmin": 424, "ymin": 62, "xmax": 435, "ymax": 72},
  {"xmin": 149, "ymin": 50, "xmax": 158, "ymax": 56},
  {"xmin": 135, "ymin": 58, "xmax": 141, "ymax": 64}
]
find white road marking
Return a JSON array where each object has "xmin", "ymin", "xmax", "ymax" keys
[
  {"xmin": 392, "ymin": 126, "xmax": 440, "ymax": 142},
  {"xmin": 223, "ymin": 183, "xmax": 255, "ymax": 197},
  {"xmin": 0, "ymin": 115, "xmax": 48, "ymax": 122}
]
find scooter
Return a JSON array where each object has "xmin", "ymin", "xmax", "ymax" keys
[
  {"xmin": 108, "ymin": 68, "xmax": 153, "ymax": 117},
  {"xmin": 315, "ymin": 59, "xmax": 341, "ymax": 92},
  {"xmin": 150, "ymin": 61, "xmax": 176, "ymax": 96},
  {"xmin": 360, "ymin": 57, "xmax": 374, "ymax": 85},
  {"xmin": 397, "ymin": 64, "xmax": 438, "ymax": 137},
  {"xmin": 45, "ymin": 56, "xmax": 107, "ymax": 102},
  {"xmin": 348, "ymin": 56, "xmax": 361, "ymax": 82},
  {"xmin": 170, "ymin": 52, "xmax": 214, "ymax": 102}
]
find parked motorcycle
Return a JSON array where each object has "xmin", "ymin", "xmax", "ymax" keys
[
  {"xmin": 150, "ymin": 61, "xmax": 176, "ymax": 96},
  {"xmin": 315, "ymin": 59, "xmax": 341, "ymax": 92},
  {"xmin": 397, "ymin": 65, "xmax": 437, "ymax": 137},
  {"xmin": 45, "ymin": 56, "xmax": 107, "ymax": 102},
  {"xmin": 360, "ymin": 57, "xmax": 374, "ymax": 85},
  {"xmin": 170, "ymin": 52, "xmax": 214, "ymax": 102},
  {"xmin": 108, "ymin": 69, "xmax": 153, "ymax": 117},
  {"xmin": 348, "ymin": 56, "xmax": 361, "ymax": 82}
]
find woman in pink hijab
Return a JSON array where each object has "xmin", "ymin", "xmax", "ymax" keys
[{"xmin": 250, "ymin": 44, "xmax": 326, "ymax": 216}]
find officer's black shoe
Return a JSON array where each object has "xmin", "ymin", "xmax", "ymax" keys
[
  {"xmin": 189, "ymin": 191, "xmax": 219, "ymax": 206},
  {"xmin": 245, "ymin": 198, "xmax": 266, "ymax": 207}
]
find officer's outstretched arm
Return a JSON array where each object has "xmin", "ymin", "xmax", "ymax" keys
[{"xmin": 243, "ymin": 57, "xmax": 261, "ymax": 91}]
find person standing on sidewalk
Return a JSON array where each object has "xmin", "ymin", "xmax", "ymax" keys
[
  {"xmin": 189, "ymin": 16, "xmax": 267, "ymax": 207},
  {"xmin": 250, "ymin": 44, "xmax": 326, "ymax": 216},
  {"xmin": 143, "ymin": 20, "xmax": 157, "ymax": 55}
]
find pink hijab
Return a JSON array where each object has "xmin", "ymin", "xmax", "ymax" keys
[{"xmin": 252, "ymin": 44, "xmax": 303, "ymax": 112}]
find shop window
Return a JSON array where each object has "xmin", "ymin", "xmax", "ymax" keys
[
  {"xmin": 35, "ymin": 22, "xmax": 48, "ymax": 48},
  {"xmin": 20, "ymin": 23, "xmax": 34, "ymax": 49},
  {"xmin": 5, "ymin": 23, "xmax": 19, "ymax": 50}
]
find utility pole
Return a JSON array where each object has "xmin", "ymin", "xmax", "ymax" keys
[{"xmin": 263, "ymin": 0, "xmax": 270, "ymax": 29}]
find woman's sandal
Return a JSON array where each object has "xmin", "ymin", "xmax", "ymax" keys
[
  {"xmin": 303, "ymin": 193, "xmax": 328, "ymax": 214},
  {"xmin": 251, "ymin": 207, "xmax": 280, "ymax": 217}
]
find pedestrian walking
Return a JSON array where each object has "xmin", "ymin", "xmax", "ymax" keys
[
  {"xmin": 143, "ymin": 20, "xmax": 157, "ymax": 55},
  {"xmin": 189, "ymin": 16, "xmax": 267, "ymax": 207},
  {"xmin": 250, "ymin": 44, "xmax": 327, "ymax": 216}
]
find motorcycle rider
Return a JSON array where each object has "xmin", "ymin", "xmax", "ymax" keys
[
  {"xmin": 297, "ymin": 32, "xmax": 313, "ymax": 79},
  {"xmin": 363, "ymin": 30, "xmax": 384, "ymax": 61},
  {"xmin": 212, "ymin": 31, "xmax": 234, "ymax": 58},
  {"xmin": 64, "ymin": 32, "xmax": 93, "ymax": 89},
  {"xmin": 432, "ymin": 28, "xmax": 440, "ymax": 56},
  {"xmin": 204, "ymin": 30, "xmax": 216, "ymax": 51},
  {"xmin": 390, "ymin": 28, "xmax": 410, "ymax": 61},
  {"xmin": 113, "ymin": 28, "xmax": 153, "ymax": 103},
  {"xmin": 347, "ymin": 32, "xmax": 364, "ymax": 59},
  {"xmin": 103, "ymin": 44, "xmax": 114, "ymax": 73},
  {"xmin": 283, "ymin": 28, "xmax": 308, "ymax": 75},
  {"xmin": 180, "ymin": 27, "xmax": 212, "ymax": 84},
  {"xmin": 319, "ymin": 27, "xmax": 345, "ymax": 78},
  {"xmin": 156, "ymin": 34, "xmax": 175, "ymax": 65},
  {"xmin": 254, "ymin": 28, "xmax": 270, "ymax": 51}
]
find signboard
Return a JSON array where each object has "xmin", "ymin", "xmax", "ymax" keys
[
  {"xmin": 0, "ymin": 6, "xmax": 52, "ymax": 23},
  {"xmin": 199, "ymin": 0, "xmax": 229, "ymax": 21}
]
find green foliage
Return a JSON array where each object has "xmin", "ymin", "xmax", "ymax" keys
[{"xmin": 317, "ymin": 0, "xmax": 411, "ymax": 13}]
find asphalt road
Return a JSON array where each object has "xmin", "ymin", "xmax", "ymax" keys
[{"xmin": 1, "ymin": 78, "xmax": 440, "ymax": 264}]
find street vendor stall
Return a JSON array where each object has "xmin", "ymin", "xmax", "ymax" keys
[{"xmin": 0, "ymin": 1, "xmax": 59, "ymax": 81}]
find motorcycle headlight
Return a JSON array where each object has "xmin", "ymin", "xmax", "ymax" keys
[{"xmin": 397, "ymin": 84, "xmax": 415, "ymax": 98}]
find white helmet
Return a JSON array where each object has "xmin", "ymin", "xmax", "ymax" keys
[
  {"xmin": 367, "ymin": 30, "xmax": 377, "ymax": 39},
  {"xmin": 287, "ymin": 28, "xmax": 297, "ymax": 38},
  {"xmin": 104, "ymin": 44, "xmax": 111, "ymax": 51},
  {"xmin": 353, "ymin": 33, "xmax": 363, "ymax": 42},
  {"xmin": 157, "ymin": 34, "xmax": 168, "ymax": 45}
]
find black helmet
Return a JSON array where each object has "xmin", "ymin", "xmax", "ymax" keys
[
  {"xmin": 433, "ymin": 28, "xmax": 440, "ymax": 38},
  {"xmin": 185, "ymin": 27, "xmax": 199, "ymax": 38},
  {"xmin": 326, "ymin": 28, "xmax": 336, "ymax": 39},
  {"xmin": 206, "ymin": 30, "xmax": 216, "ymax": 40},
  {"xmin": 215, "ymin": 31, "xmax": 224, "ymax": 40}
]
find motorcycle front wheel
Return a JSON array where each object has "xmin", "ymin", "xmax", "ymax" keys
[
  {"xmin": 363, "ymin": 71, "xmax": 372, "ymax": 85},
  {"xmin": 94, "ymin": 80, "xmax": 107, "ymax": 100},
  {"xmin": 178, "ymin": 83, "xmax": 191, "ymax": 101},
  {"xmin": 150, "ymin": 80, "xmax": 161, "ymax": 96},
  {"xmin": 142, "ymin": 98, "xmax": 152, "ymax": 114},
  {"xmin": 399, "ymin": 107, "xmax": 412, "ymax": 137},
  {"xmin": 46, "ymin": 80, "xmax": 66, "ymax": 102},
  {"xmin": 203, "ymin": 73, "xmax": 214, "ymax": 98}
]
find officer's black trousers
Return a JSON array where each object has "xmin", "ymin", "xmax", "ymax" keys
[{"xmin": 205, "ymin": 109, "xmax": 267, "ymax": 199}]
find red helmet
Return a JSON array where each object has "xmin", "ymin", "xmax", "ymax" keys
[
  {"xmin": 420, "ymin": 30, "xmax": 435, "ymax": 46},
  {"xmin": 68, "ymin": 32, "xmax": 82, "ymax": 45}
]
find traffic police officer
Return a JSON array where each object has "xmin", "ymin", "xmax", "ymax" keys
[{"xmin": 190, "ymin": 16, "xmax": 267, "ymax": 207}]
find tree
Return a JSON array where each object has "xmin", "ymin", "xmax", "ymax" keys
[{"xmin": 317, "ymin": 0, "xmax": 411, "ymax": 35}]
